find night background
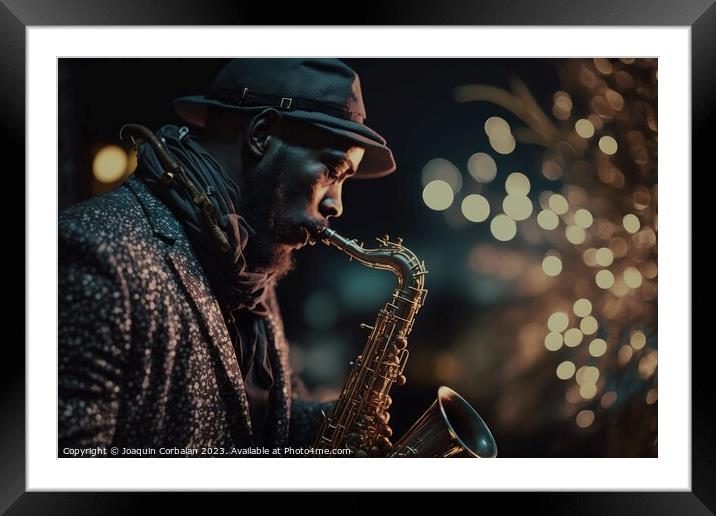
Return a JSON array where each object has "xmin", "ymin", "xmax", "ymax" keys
[{"xmin": 58, "ymin": 58, "xmax": 658, "ymax": 458}]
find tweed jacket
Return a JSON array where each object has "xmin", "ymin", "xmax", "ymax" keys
[{"xmin": 58, "ymin": 175, "xmax": 330, "ymax": 455}]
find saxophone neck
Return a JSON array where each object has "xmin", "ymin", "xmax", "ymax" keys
[{"xmin": 317, "ymin": 227, "xmax": 427, "ymax": 293}]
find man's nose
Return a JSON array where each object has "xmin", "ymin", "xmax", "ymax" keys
[{"xmin": 319, "ymin": 185, "xmax": 344, "ymax": 220}]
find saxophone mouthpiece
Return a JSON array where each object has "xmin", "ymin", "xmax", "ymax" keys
[{"xmin": 303, "ymin": 222, "xmax": 329, "ymax": 246}]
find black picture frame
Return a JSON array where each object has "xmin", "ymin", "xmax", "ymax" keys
[{"xmin": 3, "ymin": 0, "xmax": 710, "ymax": 513}]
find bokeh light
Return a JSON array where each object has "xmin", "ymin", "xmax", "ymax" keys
[
  {"xmin": 545, "ymin": 332, "xmax": 564, "ymax": 351},
  {"xmin": 564, "ymin": 328, "xmax": 584, "ymax": 347},
  {"xmin": 595, "ymin": 247, "xmax": 614, "ymax": 267},
  {"xmin": 624, "ymin": 267, "xmax": 643, "ymax": 288},
  {"xmin": 548, "ymin": 194, "xmax": 569, "ymax": 215},
  {"xmin": 579, "ymin": 384, "xmax": 598, "ymax": 400},
  {"xmin": 630, "ymin": 330, "xmax": 647, "ymax": 350},
  {"xmin": 596, "ymin": 269, "xmax": 615, "ymax": 289},
  {"xmin": 556, "ymin": 361, "xmax": 576, "ymax": 380},
  {"xmin": 503, "ymin": 194, "xmax": 533, "ymax": 221},
  {"xmin": 601, "ymin": 391, "xmax": 618, "ymax": 409},
  {"xmin": 422, "ymin": 180, "xmax": 454, "ymax": 211},
  {"xmin": 598, "ymin": 136, "xmax": 618, "ymax": 155},
  {"xmin": 505, "ymin": 172, "xmax": 531, "ymax": 195},
  {"xmin": 93, "ymin": 145, "xmax": 128, "ymax": 184},
  {"xmin": 548, "ymin": 312, "xmax": 570, "ymax": 333},
  {"xmin": 580, "ymin": 316, "xmax": 599, "ymax": 335},
  {"xmin": 574, "ymin": 209, "xmax": 594, "ymax": 229},
  {"xmin": 565, "ymin": 225, "xmax": 586, "ymax": 245},
  {"xmin": 467, "ymin": 152, "xmax": 498, "ymax": 183},
  {"xmin": 576, "ymin": 409, "xmax": 595, "ymax": 428},
  {"xmin": 537, "ymin": 210, "xmax": 560, "ymax": 230},
  {"xmin": 623, "ymin": 214, "xmax": 641, "ymax": 233},
  {"xmin": 490, "ymin": 214, "xmax": 517, "ymax": 241},
  {"xmin": 575, "ymin": 118, "xmax": 595, "ymax": 138},
  {"xmin": 421, "ymin": 158, "xmax": 463, "ymax": 192},
  {"xmin": 542, "ymin": 255, "xmax": 563, "ymax": 277},
  {"xmin": 573, "ymin": 298, "xmax": 592, "ymax": 317},
  {"xmin": 589, "ymin": 338, "xmax": 607, "ymax": 357},
  {"xmin": 461, "ymin": 194, "xmax": 491, "ymax": 222}
]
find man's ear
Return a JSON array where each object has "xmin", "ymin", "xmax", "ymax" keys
[{"xmin": 246, "ymin": 108, "xmax": 283, "ymax": 157}]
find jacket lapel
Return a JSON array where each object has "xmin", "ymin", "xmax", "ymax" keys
[
  {"xmin": 263, "ymin": 289, "xmax": 292, "ymax": 449},
  {"xmin": 125, "ymin": 176, "xmax": 254, "ymax": 443}
]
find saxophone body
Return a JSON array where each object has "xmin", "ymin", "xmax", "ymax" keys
[
  {"xmin": 313, "ymin": 228, "xmax": 427, "ymax": 457},
  {"xmin": 312, "ymin": 227, "xmax": 497, "ymax": 458}
]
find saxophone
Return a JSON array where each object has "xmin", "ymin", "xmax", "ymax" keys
[{"xmin": 311, "ymin": 227, "xmax": 497, "ymax": 458}]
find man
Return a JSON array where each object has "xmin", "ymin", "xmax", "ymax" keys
[{"xmin": 58, "ymin": 59, "xmax": 396, "ymax": 456}]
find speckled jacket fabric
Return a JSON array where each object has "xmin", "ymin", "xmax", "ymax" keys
[{"xmin": 58, "ymin": 175, "xmax": 333, "ymax": 456}]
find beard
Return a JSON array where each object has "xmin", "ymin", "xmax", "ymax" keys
[{"xmin": 240, "ymin": 161, "xmax": 297, "ymax": 281}]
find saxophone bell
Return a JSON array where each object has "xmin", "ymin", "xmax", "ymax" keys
[{"xmin": 389, "ymin": 386, "xmax": 497, "ymax": 458}]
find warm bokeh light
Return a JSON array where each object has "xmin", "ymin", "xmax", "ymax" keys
[
  {"xmin": 467, "ymin": 152, "xmax": 498, "ymax": 183},
  {"xmin": 565, "ymin": 225, "xmax": 586, "ymax": 245},
  {"xmin": 605, "ymin": 89, "xmax": 624, "ymax": 111},
  {"xmin": 618, "ymin": 344, "xmax": 634, "ymax": 365},
  {"xmin": 646, "ymin": 389, "xmax": 658, "ymax": 405},
  {"xmin": 599, "ymin": 136, "xmax": 618, "ymax": 155},
  {"xmin": 595, "ymin": 247, "xmax": 614, "ymax": 267},
  {"xmin": 638, "ymin": 351, "xmax": 658, "ymax": 379},
  {"xmin": 556, "ymin": 361, "xmax": 576, "ymax": 380},
  {"xmin": 422, "ymin": 180, "xmax": 454, "ymax": 211},
  {"xmin": 582, "ymin": 248, "xmax": 598, "ymax": 267},
  {"xmin": 574, "ymin": 209, "xmax": 594, "ymax": 229},
  {"xmin": 542, "ymin": 160, "xmax": 562, "ymax": 180},
  {"xmin": 505, "ymin": 172, "xmax": 531, "ymax": 195},
  {"xmin": 580, "ymin": 316, "xmax": 599, "ymax": 335},
  {"xmin": 630, "ymin": 330, "xmax": 647, "ymax": 350},
  {"xmin": 548, "ymin": 194, "xmax": 569, "ymax": 215},
  {"xmin": 553, "ymin": 91, "xmax": 573, "ymax": 120},
  {"xmin": 537, "ymin": 210, "xmax": 559, "ymax": 230},
  {"xmin": 575, "ymin": 118, "xmax": 595, "ymax": 138},
  {"xmin": 624, "ymin": 267, "xmax": 643, "ymax": 288},
  {"xmin": 576, "ymin": 365, "xmax": 600, "ymax": 385},
  {"xmin": 576, "ymin": 409, "xmax": 595, "ymax": 428},
  {"xmin": 547, "ymin": 312, "xmax": 569, "ymax": 333},
  {"xmin": 573, "ymin": 298, "xmax": 592, "ymax": 318},
  {"xmin": 503, "ymin": 194, "xmax": 533, "ymax": 221},
  {"xmin": 564, "ymin": 328, "xmax": 583, "ymax": 347},
  {"xmin": 601, "ymin": 391, "xmax": 618, "ymax": 408},
  {"xmin": 544, "ymin": 332, "xmax": 564, "ymax": 351},
  {"xmin": 623, "ymin": 214, "xmax": 641, "ymax": 233},
  {"xmin": 461, "ymin": 194, "xmax": 491, "ymax": 222},
  {"xmin": 93, "ymin": 145, "xmax": 128, "ymax": 184},
  {"xmin": 589, "ymin": 338, "xmax": 607, "ymax": 357},
  {"xmin": 421, "ymin": 158, "xmax": 463, "ymax": 192},
  {"xmin": 609, "ymin": 237, "xmax": 629, "ymax": 257},
  {"xmin": 484, "ymin": 116, "xmax": 511, "ymax": 139},
  {"xmin": 579, "ymin": 384, "xmax": 598, "ymax": 400},
  {"xmin": 490, "ymin": 214, "xmax": 517, "ymax": 241},
  {"xmin": 490, "ymin": 135, "xmax": 516, "ymax": 155},
  {"xmin": 596, "ymin": 269, "xmax": 615, "ymax": 289},
  {"xmin": 542, "ymin": 255, "xmax": 563, "ymax": 277},
  {"xmin": 593, "ymin": 58, "xmax": 613, "ymax": 75}
]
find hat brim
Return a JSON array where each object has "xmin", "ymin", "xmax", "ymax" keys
[{"xmin": 174, "ymin": 95, "xmax": 396, "ymax": 179}]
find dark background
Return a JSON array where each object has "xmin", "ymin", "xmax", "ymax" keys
[{"xmin": 58, "ymin": 57, "xmax": 658, "ymax": 458}]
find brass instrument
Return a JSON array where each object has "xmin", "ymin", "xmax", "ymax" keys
[{"xmin": 311, "ymin": 227, "xmax": 497, "ymax": 458}]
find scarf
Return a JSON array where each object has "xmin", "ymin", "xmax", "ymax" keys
[
  {"xmin": 136, "ymin": 125, "xmax": 272, "ymax": 316},
  {"xmin": 136, "ymin": 125, "xmax": 275, "ymax": 441}
]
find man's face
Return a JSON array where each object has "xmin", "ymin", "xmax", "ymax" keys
[{"xmin": 241, "ymin": 125, "xmax": 365, "ymax": 278}]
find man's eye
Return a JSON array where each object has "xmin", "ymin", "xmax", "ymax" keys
[{"xmin": 323, "ymin": 167, "xmax": 340, "ymax": 183}]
